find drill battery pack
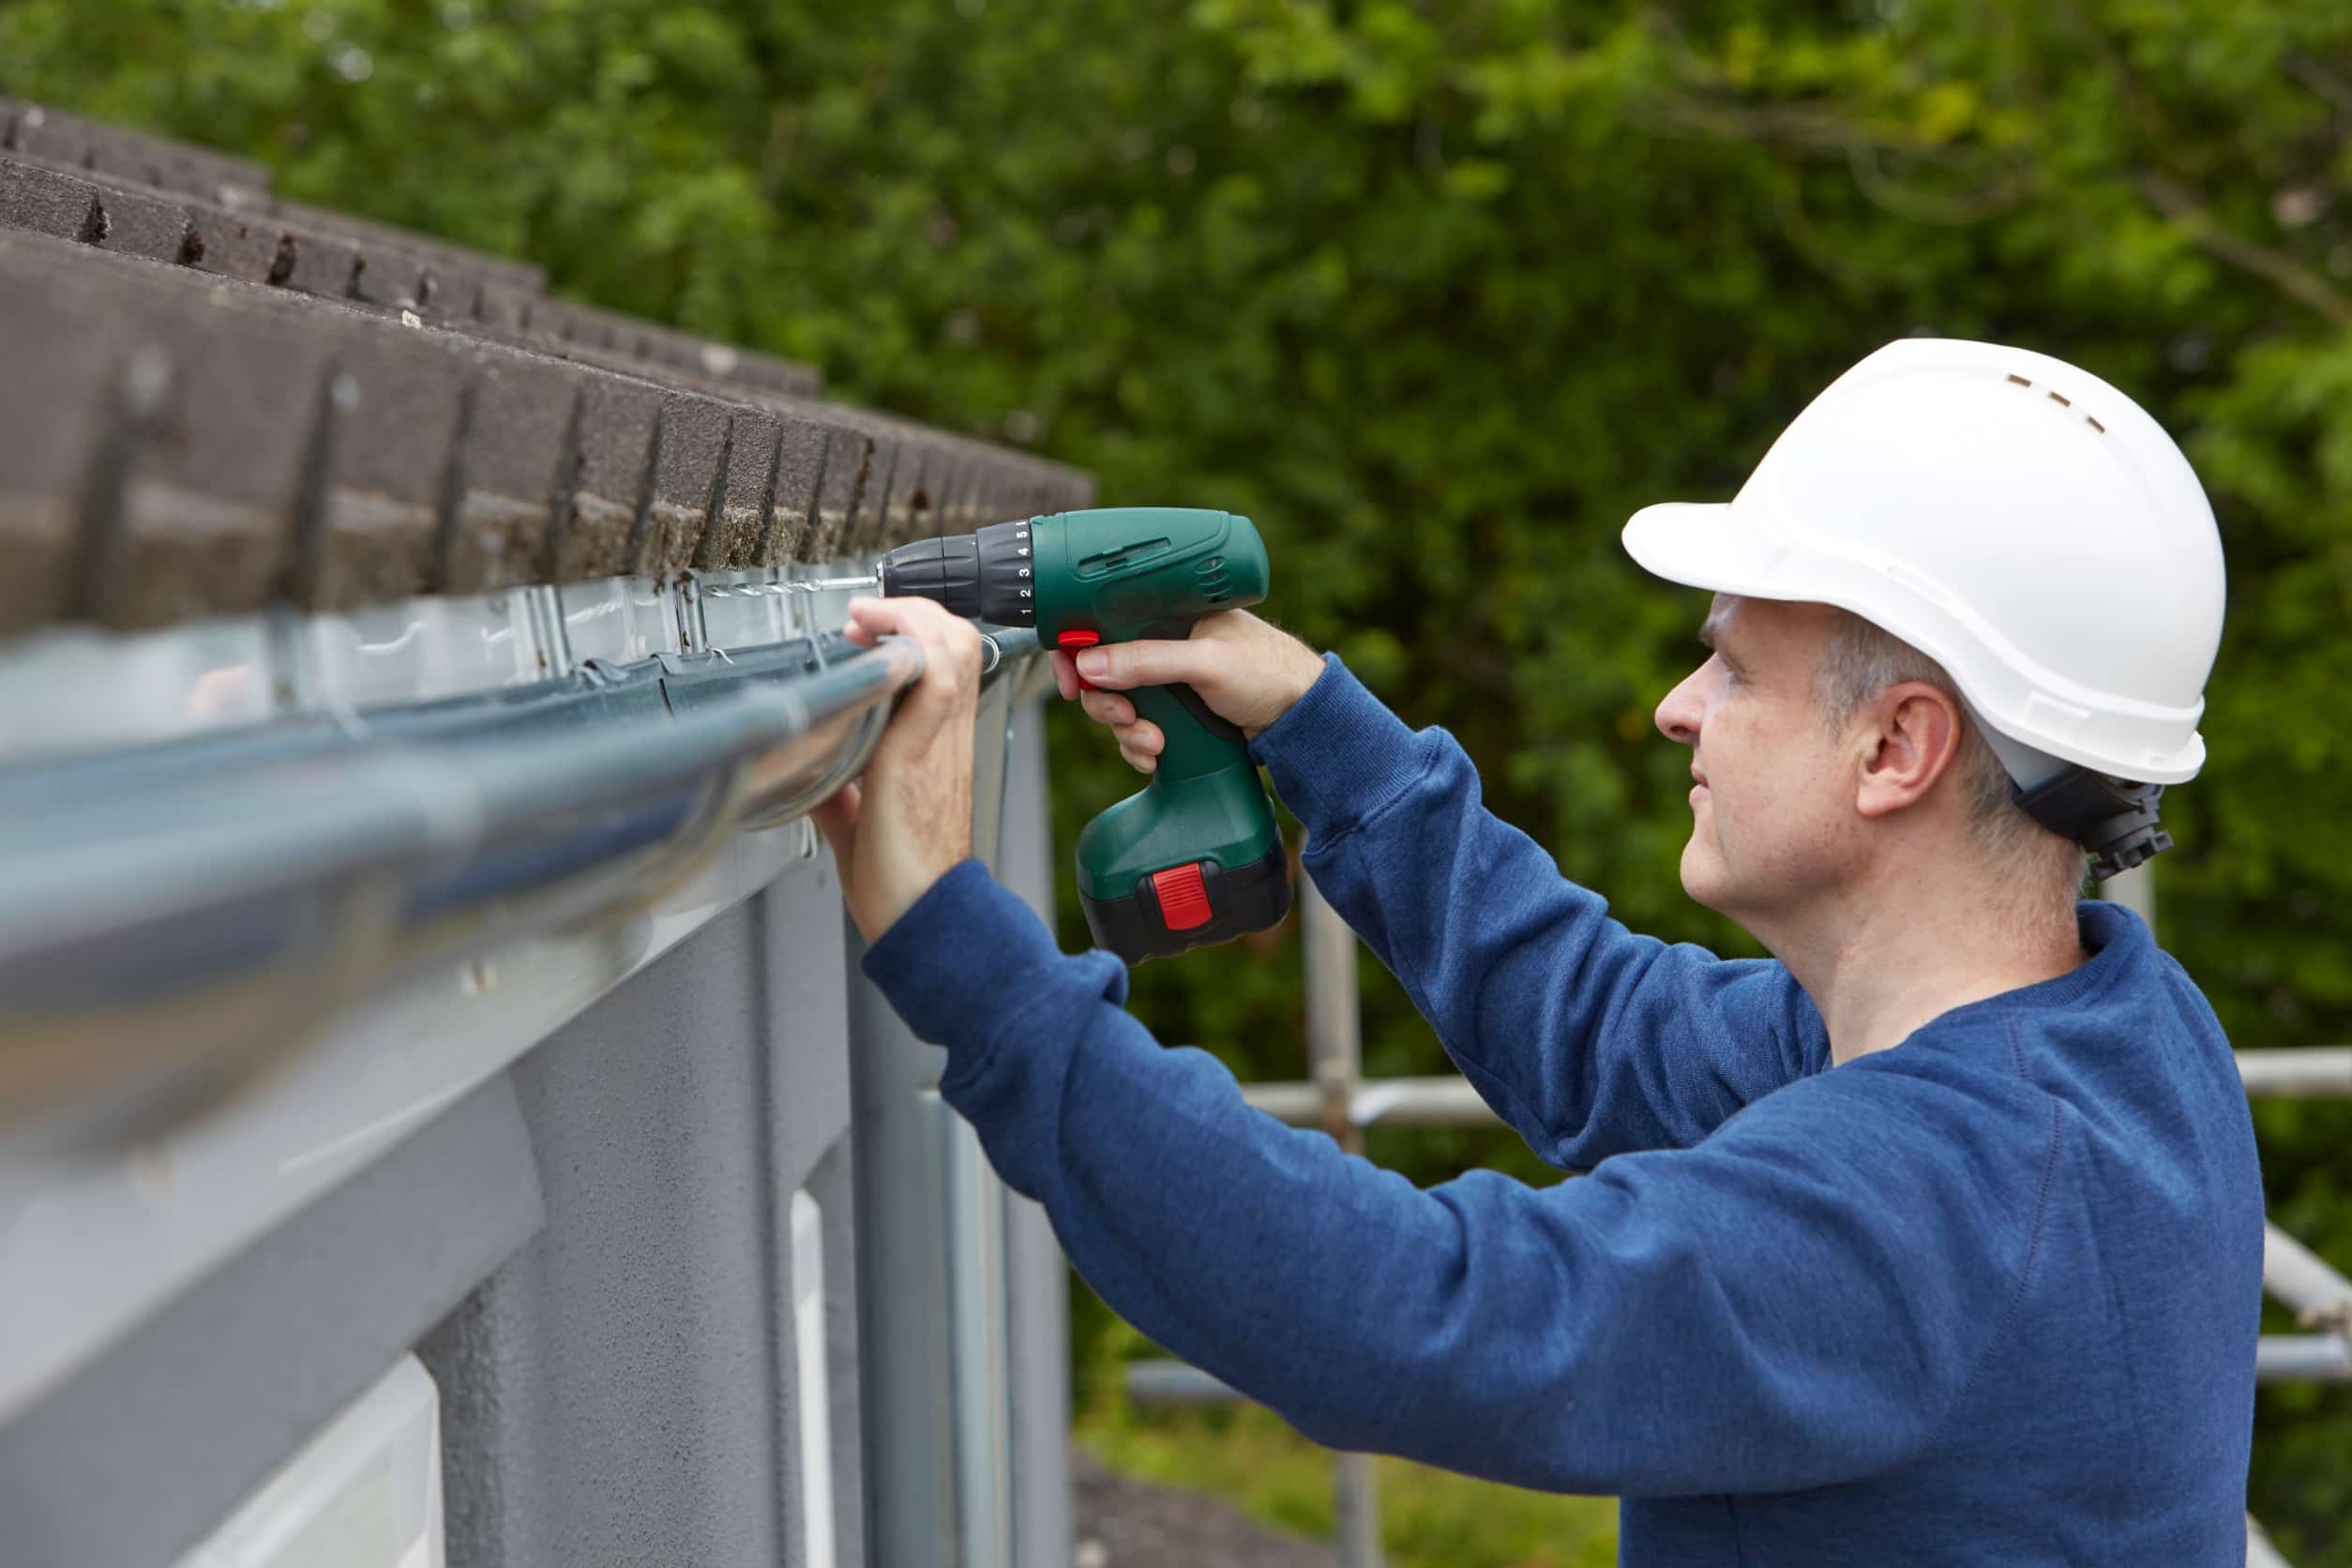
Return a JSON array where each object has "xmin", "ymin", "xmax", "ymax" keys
[{"xmin": 1078, "ymin": 845, "xmax": 1292, "ymax": 965}]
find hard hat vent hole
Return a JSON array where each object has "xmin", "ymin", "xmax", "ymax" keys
[{"xmin": 2006, "ymin": 370, "xmax": 2107, "ymax": 432}]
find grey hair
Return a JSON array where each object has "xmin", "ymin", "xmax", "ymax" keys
[{"xmin": 1815, "ymin": 611, "xmax": 2086, "ymax": 889}]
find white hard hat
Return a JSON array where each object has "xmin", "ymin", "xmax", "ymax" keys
[{"xmin": 1622, "ymin": 338, "xmax": 2225, "ymax": 788}]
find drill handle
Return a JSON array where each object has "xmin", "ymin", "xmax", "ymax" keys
[
  {"xmin": 1074, "ymin": 693, "xmax": 1291, "ymax": 963},
  {"xmin": 1111, "ymin": 616, "xmax": 1250, "ymax": 780},
  {"xmin": 1124, "ymin": 681, "xmax": 1249, "ymax": 781}
]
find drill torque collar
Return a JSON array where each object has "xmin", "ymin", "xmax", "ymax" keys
[{"xmin": 876, "ymin": 520, "xmax": 1038, "ymax": 625}]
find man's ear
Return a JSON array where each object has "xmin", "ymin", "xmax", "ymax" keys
[{"xmin": 1855, "ymin": 680, "xmax": 1965, "ymax": 820}]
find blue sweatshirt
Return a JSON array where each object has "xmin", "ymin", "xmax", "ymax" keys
[{"xmin": 864, "ymin": 656, "xmax": 2265, "ymax": 1565}]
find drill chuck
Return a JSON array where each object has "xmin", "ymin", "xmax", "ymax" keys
[{"xmin": 877, "ymin": 519, "xmax": 1038, "ymax": 625}]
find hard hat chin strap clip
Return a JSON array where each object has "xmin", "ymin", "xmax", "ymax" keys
[{"xmin": 2011, "ymin": 769, "xmax": 2171, "ymax": 882}]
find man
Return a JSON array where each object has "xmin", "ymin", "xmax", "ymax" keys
[{"xmin": 815, "ymin": 339, "xmax": 2262, "ymax": 1563}]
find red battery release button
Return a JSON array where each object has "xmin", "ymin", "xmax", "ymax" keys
[{"xmin": 1151, "ymin": 863, "xmax": 1213, "ymax": 931}]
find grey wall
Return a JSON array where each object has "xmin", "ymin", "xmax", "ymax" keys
[
  {"xmin": 0, "ymin": 1074, "xmax": 542, "ymax": 1568},
  {"xmin": 847, "ymin": 907, "xmax": 965, "ymax": 1566},
  {"xmin": 999, "ymin": 699, "xmax": 1075, "ymax": 1566},
  {"xmin": 422, "ymin": 850, "xmax": 862, "ymax": 1568}
]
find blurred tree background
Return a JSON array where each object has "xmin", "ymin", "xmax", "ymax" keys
[{"xmin": 8, "ymin": 0, "xmax": 2351, "ymax": 1559}]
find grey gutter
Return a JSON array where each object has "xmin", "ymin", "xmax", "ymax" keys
[{"xmin": 0, "ymin": 626, "xmax": 972, "ymax": 1131}]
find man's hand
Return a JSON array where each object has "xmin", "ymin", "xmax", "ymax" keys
[
  {"xmin": 1052, "ymin": 609, "xmax": 1323, "ymax": 774},
  {"xmin": 814, "ymin": 596, "xmax": 983, "ymax": 943}
]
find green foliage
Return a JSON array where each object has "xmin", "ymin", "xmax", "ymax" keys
[
  {"xmin": 12, "ymin": 0, "xmax": 2352, "ymax": 1553},
  {"xmin": 1080, "ymin": 1315, "xmax": 1620, "ymax": 1567}
]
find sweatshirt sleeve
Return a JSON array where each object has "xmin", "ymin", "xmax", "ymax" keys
[
  {"xmin": 1249, "ymin": 655, "xmax": 1825, "ymax": 1168},
  {"xmin": 862, "ymin": 861, "xmax": 2043, "ymax": 1497}
]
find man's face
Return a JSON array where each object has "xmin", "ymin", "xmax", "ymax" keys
[{"xmin": 1652, "ymin": 596, "xmax": 1860, "ymax": 925}]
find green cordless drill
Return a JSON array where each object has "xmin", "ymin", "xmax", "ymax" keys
[{"xmin": 874, "ymin": 506, "xmax": 1291, "ymax": 963}]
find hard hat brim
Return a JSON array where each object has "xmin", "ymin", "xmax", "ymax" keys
[{"xmin": 1621, "ymin": 501, "xmax": 1793, "ymax": 602}]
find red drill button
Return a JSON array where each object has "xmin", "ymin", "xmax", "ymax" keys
[
  {"xmin": 1150, "ymin": 863, "xmax": 1213, "ymax": 932},
  {"xmin": 1059, "ymin": 628, "xmax": 1101, "ymax": 689}
]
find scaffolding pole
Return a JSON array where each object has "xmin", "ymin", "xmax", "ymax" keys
[
  {"xmin": 1241, "ymin": 1053, "xmax": 2352, "ymax": 1128},
  {"xmin": 1302, "ymin": 868, "xmax": 1385, "ymax": 1568},
  {"xmin": 2249, "ymin": 1514, "xmax": 2294, "ymax": 1568},
  {"xmin": 2265, "ymin": 1222, "xmax": 2352, "ymax": 1332},
  {"xmin": 2238, "ymin": 1048, "xmax": 2352, "ymax": 1097}
]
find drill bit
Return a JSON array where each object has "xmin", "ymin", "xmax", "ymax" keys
[{"xmin": 784, "ymin": 575, "xmax": 882, "ymax": 594}]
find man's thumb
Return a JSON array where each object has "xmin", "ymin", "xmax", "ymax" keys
[{"xmin": 1075, "ymin": 637, "xmax": 1216, "ymax": 693}]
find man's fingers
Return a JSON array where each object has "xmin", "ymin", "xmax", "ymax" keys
[
  {"xmin": 842, "ymin": 596, "xmax": 939, "ymax": 641},
  {"xmin": 846, "ymin": 596, "xmax": 972, "ymax": 660},
  {"xmin": 1052, "ymin": 650, "xmax": 1079, "ymax": 701},
  {"xmin": 1073, "ymin": 636, "xmax": 1217, "ymax": 694},
  {"xmin": 1078, "ymin": 689, "xmax": 1136, "ymax": 727},
  {"xmin": 1068, "ymin": 679, "xmax": 1162, "ymax": 752},
  {"xmin": 1110, "ymin": 721, "xmax": 1163, "ymax": 774},
  {"xmin": 845, "ymin": 597, "xmax": 982, "ymax": 699}
]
